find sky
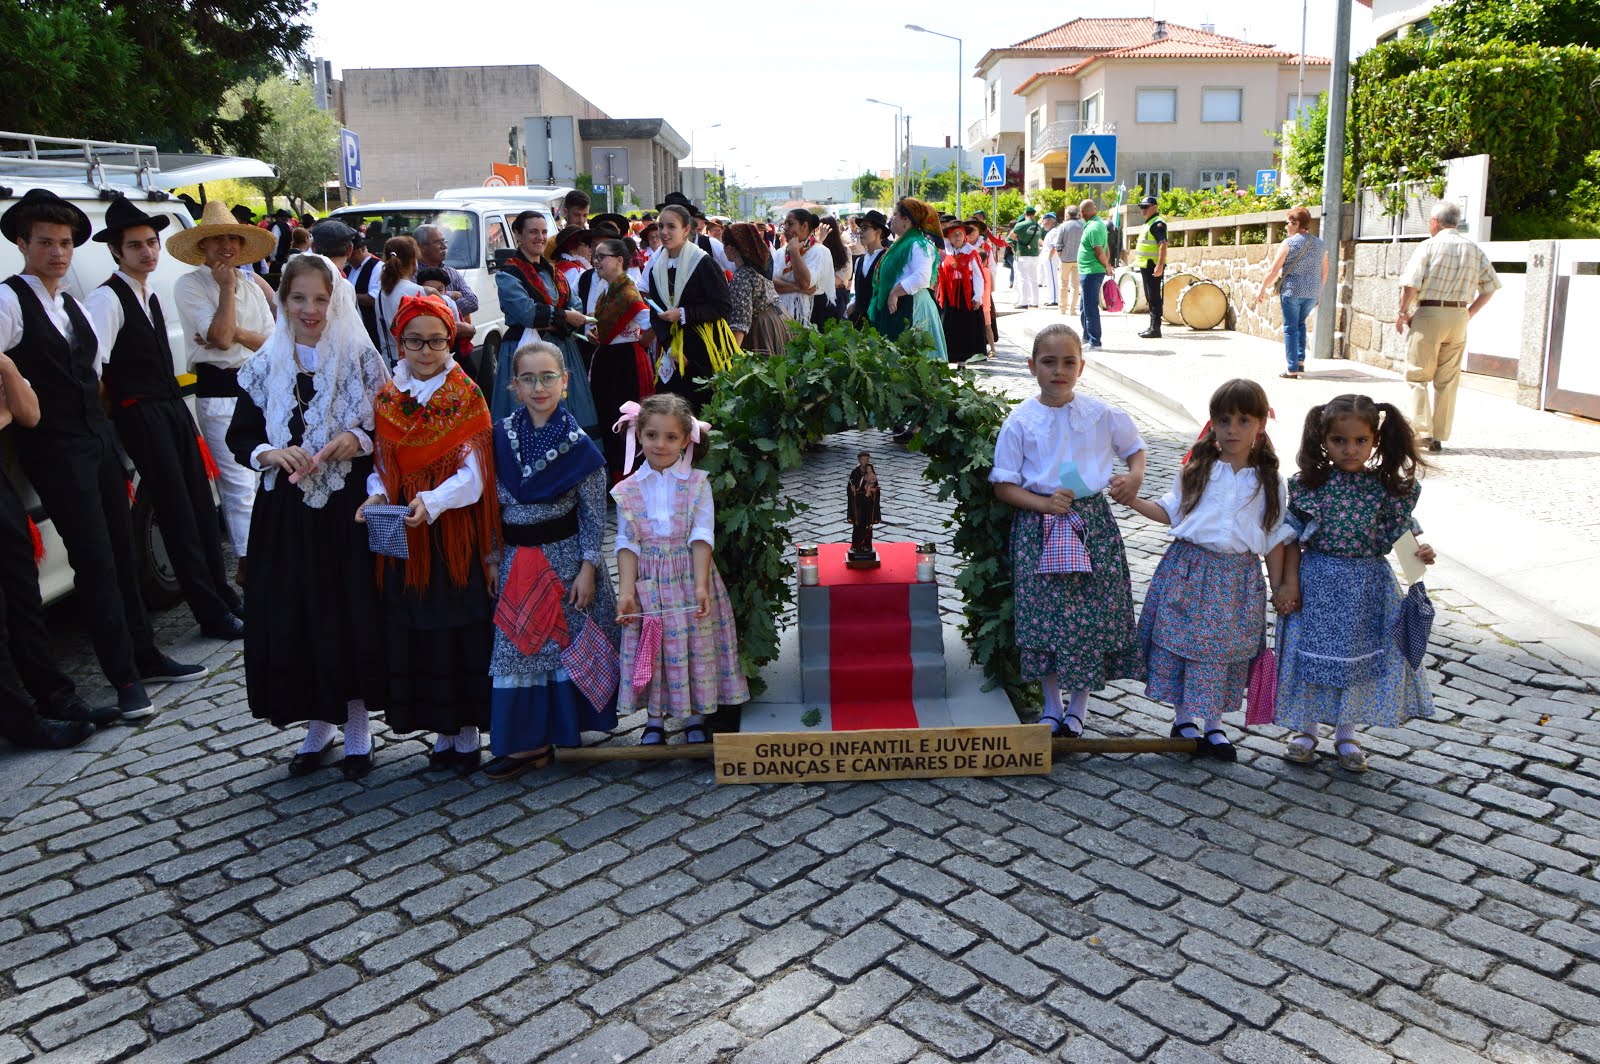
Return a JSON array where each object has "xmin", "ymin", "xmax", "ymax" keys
[{"xmin": 307, "ymin": 0, "xmax": 1370, "ymax": 189}]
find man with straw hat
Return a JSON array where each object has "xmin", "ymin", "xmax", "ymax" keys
[
  {"xmin": 1, "ymin": 189, "xmax": 207, "ymax": 721},
  {"xmin": 170, "ymin": 200, "xmax": 277, "ymax": 587},
  {"xmin": 85, "ymin": 196, "xmax": 245, "ymax": 642}
]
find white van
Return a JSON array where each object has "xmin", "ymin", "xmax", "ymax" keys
[
  {"xmin": 0, "ymin": 132, "xmax": 276, "ymax": 606},
  {"xmin": 327, "ymin": 197, "xmax": 555, "ymax": 399}
]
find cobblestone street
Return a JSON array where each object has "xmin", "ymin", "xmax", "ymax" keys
[{"xmin": 1, "ymin": 330, "xmax": 1598, "ymax": 1063}]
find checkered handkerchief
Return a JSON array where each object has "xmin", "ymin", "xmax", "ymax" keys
[
  {"xmin": 631, "ymin": 616, "xmax": 663, "ymax": 694},
  {"xmin": 1038, "ymin": 511, "xmax": 1092, "ymax": 574},
  {"xmin": 364, "ymin": 505, "xmax": 411, "ymax": 559},
  {"xmin": 494, "ymin": 547, "xmax": 569, "ymax": 656},
  {"xmin": 560, "ymin": 619, "xmax": 620, "ymax": 712}
]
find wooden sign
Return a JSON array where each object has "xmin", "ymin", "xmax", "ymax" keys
[{"xmin": 713, "ymin": 725, "xmax": 1052, "ymax": 785}]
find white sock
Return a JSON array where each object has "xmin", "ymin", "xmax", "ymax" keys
[
  {"xmin": 642, "ymin": 716, "xmax": 665, "ymax": 745},
  {"xmin": 434, "ymin": 734, "xmax": 454, "ymax": 753},
  {"xmin": 1040, "ymin": 675, "xmax": 1064, "ymax": 721},
  {"xmin": 454, "ymin": 727, "xmax": 480, "ymax": 753},
  {"xmin": 1173, "ymin": 710, "xmax": 1202, "ymax": 739},
  {"xmin": 342, "ymin": 700, "xmax": 372, "ymax": 756},
  {"xmin": 1289, "ymin": 731, "xmax": 1317, "ymax": 750},
  {"xmin": 1066, "ymin": 689, "xmax": 1089, "ymax": 726},
  {"xmin": 1334, "ymin": 723, "xmax": 1359, "ymax": 752},
  {"xmin": 298, "ymin": 720, "xmax": 336, "ymax": 754}
]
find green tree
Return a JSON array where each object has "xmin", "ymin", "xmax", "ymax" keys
[
  {"xmin": 852, "ymin": 171, "xmax": 891, "ymax": 205},
  {"xmin": 1432, "ymin": 0, "xmax": 1600, "ymax": 47},
  {"xmin": 217, "ymin": 75, "xmax": 337, "ymax": 213},
  {"xmin": 0, "ymin": 0, "xmax": 312, "ymax": 152}
]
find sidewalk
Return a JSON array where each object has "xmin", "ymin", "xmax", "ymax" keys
[{"xmin": 993, "ymin": 288, "xmax": 1600, "ymax": 647}]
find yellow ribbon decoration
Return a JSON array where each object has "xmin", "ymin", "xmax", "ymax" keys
[{"xmin": 667, "ymin": 319, "xmax": 743, "ymax": 376}]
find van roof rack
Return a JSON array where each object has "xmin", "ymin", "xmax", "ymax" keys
[{"xmin": 0, "ymin": 131, "xmax": 165, "ymax": 191}]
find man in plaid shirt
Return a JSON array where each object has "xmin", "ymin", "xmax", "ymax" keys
[{"xmin": 1396, "ymin": 201, "xmax": 1501, "ymax": 452}]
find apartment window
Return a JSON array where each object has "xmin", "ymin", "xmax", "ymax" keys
[
  {"xmin": 1081, "ymin": 92, "xmax": 1102, "ymax": 127},
  {"xmin": 1201, "ymin": 87, "xmax": 1243, "ymax": 123},
  {"xmin": 989, "ymin": 80, "xmax": 998, "ymax": 113},
  {"xmin": 1136, "ymin": 88, "xmax": 1177, "ymax": 124},
  {"xmin": 1286, "ymin": 92, "xmax": 1320, "ymax": 123},
  {"xmin": 1053, "ymin": 101, "xmax": 1077, "ymax": 123},
  {"xmin": 1197, "ymin": 169, "xmax": 1239, "ymax": 190},
  {"xmin": 1135, "ymin": 170, "xmax": 1174, "ymax": 195},
  {"xmin": 1029, "ymin": 109, "xmax": 1041, "ymax": 147}
]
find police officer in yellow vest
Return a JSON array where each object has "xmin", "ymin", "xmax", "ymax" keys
[{"xmin": 1135, "ymin": 195, "xmax": 1168, "ymax": 339}]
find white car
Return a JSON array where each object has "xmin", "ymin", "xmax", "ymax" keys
[{"xmin": 0, "ymin": 132, "xmax": 276, "ymax": 605}]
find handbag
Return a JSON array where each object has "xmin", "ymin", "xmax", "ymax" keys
[
  {"xmin": 363, "ymin": 504, "xmax": 411, "ymax": 559},
  {"xmin": 1392, "ymin": 581, "xmax": 1436, "ymax": 671},
  {"xmin": 1245, "ymin": 644, "xmax": 1278, "ymax": 725},
  {"xmin": 1273, "ymin": 239, "xmax": 1310, "ymax": 297}
]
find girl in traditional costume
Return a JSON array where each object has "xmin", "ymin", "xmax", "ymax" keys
[
  {"xmin": 869, "ymin": 198, "xmax": 949, "ymax": 361},
  {"xmin": 483, "ymin": 341, "xmax": 621, "ymax": 780},
  {"xmin": 645, "ymin": 205, "xmax": 740, "ymax": 412},
  {"xmin": 492, "ymin": 210, "xmax": 599, "ymax": 429},
  {"xmin": 580, "ymin": 238, "xmax": 657, "ymax": 482},
  {"xmin": 938, "ymin": 219, "xmax": 987, "ymax": 369},
  {"xmin": 358, "ymin": 294, "xmax": 499, "ymax": 772},
  {"xmin": 228, "ymin": 255, "xmax": 391, "ymax": 779}
]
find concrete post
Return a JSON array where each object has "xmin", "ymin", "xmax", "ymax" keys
[
  {"xmin": 1313, "ymin": 0, "xmax": 1353, "ymax": 362},
  {"xmin": 1518, "ymin": 240, "xmax": 1557, "ymax": 409}
]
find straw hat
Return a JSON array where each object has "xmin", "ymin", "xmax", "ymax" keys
[{"xmin": 166, "ymin": 200, "xmax": 276, "ymax": 265}]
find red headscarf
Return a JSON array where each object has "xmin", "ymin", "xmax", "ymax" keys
[{"xmin": 390, "ymin": 293, "xmax": 456, "ymax": 344}]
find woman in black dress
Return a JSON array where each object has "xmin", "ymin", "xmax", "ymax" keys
[
  {"xmin": 228, "ymin": 255, "xmax": 392, "ymax": 779},
  {"xmin": 644, "ymin": 204, "xmax": 739, "ymax": 411}
]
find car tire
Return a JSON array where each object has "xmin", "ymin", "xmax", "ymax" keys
[
  {"xmin": 475, "ymin": 333, "xmax": 501, "ymax": 403},
  {"xmin": 131, "ymin": 487, "xmax": 184, "ymax": 611}
]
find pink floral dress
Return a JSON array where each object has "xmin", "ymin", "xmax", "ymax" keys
[{"xmin": 613, "ymin": 469, "xmax": 749, "ymax": 717}]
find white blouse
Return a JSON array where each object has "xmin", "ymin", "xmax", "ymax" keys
[
  {"xmin": 895, "ymin": 239, "xmax": 935, "ymax": 295},
  {"xmin": 614, "ymin": 463, "xmax": 715, "ymax": 556},
  {"xmin": 364, "ymin": 364, "xmax": 483, "ymax": 522},
  {"xmin": 989, "ymin": 394, "xmax": 1145, "ymax": 496},
  {"xmin": 1156, "ymin": 465, "xmax": 1295, "ymax": 556}
]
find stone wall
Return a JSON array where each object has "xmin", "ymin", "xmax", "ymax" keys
[{"xmin": 1345, "ymin": 241, "xmax": 1419, "ymax": 372}]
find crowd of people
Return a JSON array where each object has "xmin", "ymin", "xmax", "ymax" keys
[{"xmin": 0, "ymin": 178, "xmax": 1493, "ymax": 778}]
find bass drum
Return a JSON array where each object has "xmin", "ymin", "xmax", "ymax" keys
[
  {"xmin": 1178, "ymin": 280, "xmax": 1229, "ymax": 331},
  {"xmin": 1115, "ymin": 269, "xmax": 1147, "ymax": 313},
  {"xmin": 1160, "ymin": 273, "xmax": 1198, "ymax": 325}
]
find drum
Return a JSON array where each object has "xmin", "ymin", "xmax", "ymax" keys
[
  {"xmin": 1116, "ymin": 269, "xmax": 1147, "ymax": 313},
  {"xmin": 1178, "ymin": 280, "xmax": 1229, "ymax": 331},
  {"xmin": 1160, "ymin": 273, "xmax": 1198, "ymax": 325}
]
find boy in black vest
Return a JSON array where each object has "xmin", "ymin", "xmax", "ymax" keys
[
  {"xmin": 0, "ymin": 190, "xmax": 206, "ymax": 721},
  {"xmin": 84, "ymin": 196, "xmax": 244, "ymax": 641},
  {"xmin": 848, "ymin": 210, "xmax": 889, "ymax": 327}
]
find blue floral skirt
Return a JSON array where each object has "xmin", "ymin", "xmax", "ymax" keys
[
  {"xmin": 491, "ymin": 668, "xmax": 618, "ymax": 755},
  {"xmin": 1274, "ymin": 552, "xmax": 1434, "ymax": 730},
  {"xmin": 1138, "ymin": 540, "xmax": 1264, "ymax": 723},
  {"xmin": 1010, "ymin": 494, "xmax": 1141, "ymax": 689}
]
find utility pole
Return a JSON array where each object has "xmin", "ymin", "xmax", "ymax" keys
[{"xmin": 1312, "ymin": 0, "xmax": 1353, "ymax": 364}]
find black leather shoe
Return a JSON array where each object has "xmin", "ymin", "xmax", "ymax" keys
[
  {"xmin": 340, "ymin": 753, "xmax": 373, "ymax": 781},
  {"xmin": 200, "ymin": 613, "xmax": 245, "ymax": 641},
  {"xmin": 454, "ymin": 749, "xmax": 482, "ymax": 773},
  {"xmin": 1138, "ymin": 329, "xmax": 1162, "ymax": 339},
  {"xmin": 427, "ymin": 747, "xmax": 458, "ymax": 770},
  {"xmin": 287, "ymin": 744, "xmax": 334, "ymax": 777},
  {"xmin": 39, "ymin": 698, "xmax": 121, "ymax": 727},
  {"xmin": 2, "ymin": 717, "xmax": 94, "ymax": 750}
]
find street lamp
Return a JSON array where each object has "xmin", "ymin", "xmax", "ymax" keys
[
  {"xmin": 906, "ymin": 24, "xmax": 965, "ymax": 218},
  {"xmin": 683, "ymin": 123, "xmax": 722, "ymax": 197},
  {"xmin": 865, "ymin": 98, "xmax": 905, "ymax": 200}
]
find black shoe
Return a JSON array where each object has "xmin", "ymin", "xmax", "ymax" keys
[
  {"xmin": 1202, "ymin": 729, "xmax": 1238, "ymax": 762},
  {"xmin": 200, "ymin": 613, "xmax": 245, "ymax": 641},
  {"xmin": 287, "ymin": 743, "xmax": 334, "ymax": 777},
  {"xmin": 1428, "ymin": 439, "xmax": 1444, "ymax": 453},
  {"xmin": 140, "ymin": 655, "xmax": 207, "ymax": 683},
  {"xmin": 117, "ymin": 683, "xmax": 155, "ymax": 721},
  {"xmin": 454, "ymin": 748, "xmax": 482, "ymax": 773},
  {"xmin": 427, "ymin": 747, "xmax": 458, "ymax": 771},
  {"xmin": 39, "ymin": 698, "xmax": 121, "ymax": 727},
  {"xmin": 1138, "ymin": 329, "xmax": 1162, "ymax": 339},
  {"xmin": 482, "ymin": 750, "xmax": 551, "ymax": 780},
  {"xmin": 1, "ymin": 716, "xmax": 95, "ymax": 750},
  {"xmin": 340, "ymin": 753, "xmax": 372, "ymax": 781}
]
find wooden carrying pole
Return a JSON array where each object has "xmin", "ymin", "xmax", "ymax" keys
[{"xmin": 552, "ymin": 736, "xmax": 1201, "ymax": 763}]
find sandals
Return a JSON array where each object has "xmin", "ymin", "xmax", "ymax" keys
[
  {"xmin": 640, "ymin": 723, "xmax": 666, "ymax": 746},
  {"xmin": 1040, "ymin": 710, "xmax": 1065, "ymax": 737},
  {"xmin": 1335, "ymin": 741, "xmax": 1369, "ymax": 773},
  {"xmin": 1060, "ymin": 714, "xmax": 1084, "ymax": 739},
  {"xmin": 1283, "ymin": 736, "xmax": 1318, "ymax": 764},
  {"xmin": 1202, "ymin": 729, "xmax": 1238, "ymax": 763},
  {"xmin": 683, "ymin": 723, "xmax": 711, "ymax": 745},
  {"xmin": 482, "ymin": 748, "xmax": 553, "ymax": 780}
]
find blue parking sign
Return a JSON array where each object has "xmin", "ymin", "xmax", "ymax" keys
[
  {"xmin": 981, "ymin": 154, "xmax": 1007, "ymax": 189},
  {"xmin": 341, "ymin": 129, "xmax": 362, "ymax": 191},
  {"xmin": 1255, "ymin": 169, "xmax": 1278, "ymax": 195}
]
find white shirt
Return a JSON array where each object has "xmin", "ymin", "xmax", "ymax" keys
[
  {"xmin": 895, "ymin": 239, "xmax": 935, "ymax": 295},
  {"xmin": 775, "ymin": 242, "xmax": 833, "ymax": 322},
  {"xmin": 952, "ymin": 246, "xmax": 985, "ymax": 302},
  {"xmin": 364, "ymin": 365, "xmax": 483, "ymax": 522},
  {"xmin": 173, "ymin": 265, "xmax": 274, "ymax": 371},
  {"xmin": 84, "ymin": 271, "xmax": 159, "ymax": 378},
  {"xmin": 613, "ymin": 463, "xmax": 715, "ymax": 556},
  {"xmin": 989, "ymin": 394, "xmax": 1145, "ymax": 496},
  {"xmin": 0, "ymin": 274, "xmax": 110, "ymax": 370},
  {"xmin": 1156, "ymin": 465, "xmax": 1295, "ymax": 556}
]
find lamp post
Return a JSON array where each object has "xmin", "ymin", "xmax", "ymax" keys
[
  {"xmin": 906, "ymin": 24, "xmax": 964, "ymax": 218},
  {"xmin": 684, "ymin": 123, "xmax": 722, "ymax": 198},
  {"xmin": 865, "ymin": 98, "xmax": 904, "ymax": 200}
]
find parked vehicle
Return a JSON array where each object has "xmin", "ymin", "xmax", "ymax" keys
[{"xmin": 0, "ymin": 132, "xmax": 276, "ymax": 606}]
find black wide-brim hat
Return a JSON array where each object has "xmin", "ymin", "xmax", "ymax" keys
[
  {"xmin": 655, "ymin": 191, "xmax": 695, "ymax": 212},
  {"xmin": 91, "ymin": 194, "xmax": 171, "ymax": 243},
  {"xmin": 858, "ymin": 210, "xmax": 889, "ymax": 232},
  {"xmin": 589, "ymin": 212, "xmax": 630, "ymax": 236},
  {"xmin": 1, "ymin": 188, "xmax": 92, "ymax": 246},
  {"xmin": 554, "ymin": 227, "xmax": 593, "ymax": 256}
]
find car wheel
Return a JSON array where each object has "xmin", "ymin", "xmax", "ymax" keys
[
  {"xmin": 475, "ymin": 333, "xmax": 501, "ymax": 402},
  {"xmin": 131, "ymin": 487, "xmax": 184, "ymax": 610}
]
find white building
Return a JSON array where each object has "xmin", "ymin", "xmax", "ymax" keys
[{"xmin": 1360, "ymin": 0, "xmax": 1441, "ymax": 47}]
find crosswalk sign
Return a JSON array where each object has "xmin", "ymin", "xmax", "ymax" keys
[
  {"xmin": 981, "ymin": 154, "xmax": 1006, "ymax": 189},
  {"xmin": 1068, "ymin": 134, "xmax": 1116, "ymax": 184}
]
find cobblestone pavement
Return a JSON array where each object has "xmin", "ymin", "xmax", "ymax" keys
[{"xmin": 1, "ymin": 329, "xmax": 1599, "ymax": 1063}]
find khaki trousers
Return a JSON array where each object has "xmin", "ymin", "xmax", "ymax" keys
[
  {"xmin": 1060, "ymin": 262, "xmax": 1080, "ymax": 314},
  {"xmin": 1405, "ymin": 305, "xmax": 1469, "ymax": 442}
]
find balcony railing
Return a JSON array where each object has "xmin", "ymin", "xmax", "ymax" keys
[
  {"xmin": 967, "ymin": 117, "xmax": 989, "ymax": 145},
  {"xmin": 1030, "ymin": 120, "xmax": 1117, "ymax": 161}
]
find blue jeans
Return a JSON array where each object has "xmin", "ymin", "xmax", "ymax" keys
[
  {"xmin": 1281, "ymin": 294, "xmax": 1317, "ymax": 370},
  {"xmin": 1080, "ymin": 273, "xmax": 1105, "ymax": 345}
]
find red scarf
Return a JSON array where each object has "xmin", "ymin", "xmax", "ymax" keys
[
  {"xmin": 508, "ymin": 252, "xmax": 570, "ymax": 312},
  {"xmin": 938, "ymin": 249, "xmax": 977, "ymax": 311}
]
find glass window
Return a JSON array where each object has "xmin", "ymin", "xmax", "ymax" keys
[
  {"xmin": 332, "ymin": 209, "xmax": 481, "ymax": 270},
  {"xmin": 1081, "ymin": 93, "xmax": 1101, "ymax": 127},
  {"xmin": 1053, "ymin": 101, "xmax": 1076, "ymax": 123},
  {"xmin": 1135, "ymin": 170, "xmax": 1174, "ymax": 195},
  {"xmin": 1136, "ymin": 89, "xmax": 1177, "ymax": 124},
  {"xmin": 989, "ymin": 81, "xmax": 998, "ymax": 113},
  {"xmin": 1029, "ymin": 109, "xmax": 1041, "ymax": 146},
  {"xmin": 1197, "ymin": 169, "xmax": 1239, "ymax": 190},
  {"xmin": 1286, "ymin": 93, "xmax": 1319, "ymax": 123},
  {"xmin": 485, "ymin": 216, "xmax": 510, "ymax": 252},
  {"xmin": 1201, "ymin": 87, "xmax": 1243, "ymax": 123}
]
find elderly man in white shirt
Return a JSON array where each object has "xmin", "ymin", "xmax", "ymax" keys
[{"xmin": 168, "ymin": 201, "xmax": 277, "ymax": 582}]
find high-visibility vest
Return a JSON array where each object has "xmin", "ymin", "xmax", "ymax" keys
[{"xmin": 1136, "ymin": 214, "xmax": 1166, "ymax": 267}]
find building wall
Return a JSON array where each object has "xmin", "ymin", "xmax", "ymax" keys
[
  {"xmin": 341, "ymin": 65, "xmax": 607, "ymax": 203},
  {"xmin": 972, "ymin": 56, "xmax": 1063, "ymax": 152}
]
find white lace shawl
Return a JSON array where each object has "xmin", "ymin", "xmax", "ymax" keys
[
  {"xmin": 648, "ymin": 239, "xmax": 708, "ymax": 311},
  {"xmin": 237, "ymin": 255, "xmax": 392, "ymax": 509}
]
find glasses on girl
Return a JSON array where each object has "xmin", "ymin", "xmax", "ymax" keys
[
  {"xmin": 400, "ymin": 336, "xmax": 452, "ymax": 352},
  {"xmin": 515, "ymin": 372, "xmax": 564, "ymax": 388}
]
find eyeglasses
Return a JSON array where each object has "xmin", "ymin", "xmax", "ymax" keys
[
  {"xmin": 594, "ymin": 252, "xmax": 619, "ymax": 260},
  {"xmin": 400, "ymin": 336, "xmax": 451, "ymax": 352},
  {"xmin": 515, "ymin": 372, "xmax": 564, "ymax": 388}
]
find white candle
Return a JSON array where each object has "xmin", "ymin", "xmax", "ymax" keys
[
  {"xmin": 800, "ymin": 565, "xmax": 819, "ymax": 586},
  {"xmin": 916, "ymin": 560, "xmax": 935, "ymax": 582}
]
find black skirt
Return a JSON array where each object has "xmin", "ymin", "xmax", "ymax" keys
[
  {"xmin": 244, "ymin": 458, "xmax": 386, "ymax": 726},
  {"xmin": 943, "ymin": 306, "xmax": 988, "ymax": 360}
]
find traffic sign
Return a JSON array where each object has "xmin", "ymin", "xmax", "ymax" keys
[
  {"xmin": 339, "ymin": 128, "xmax": 362, "ymax": 190},
  {"xmin": 592, "ymin": 184, "xmax": 608, "ymax": 194},
  {"xmin": 1068, "ymin": 135, "xmax": 1115, "ymax": 184},
  {"xmin": 1255, "ymin": 169, "xmax": 1279, "ymax": 195},
  {"xmin": 981, "ymin": 154, "xmax": 1007, "ymax": 189},
  {"xmin": 483, "ymin": 162, "xmax": 525, "ymax": 187}
]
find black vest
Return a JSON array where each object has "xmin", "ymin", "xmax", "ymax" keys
[
  {"xmin": 851, "ymin": 250, "xmax": 882, "ymax": 321},
  {"xmin": 100, "ymin": 275, "xmax": 180, "ymax": 404},
  {"xmin": 2, "ymin": 275, "xmax": 106, "ymax": 441}
]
